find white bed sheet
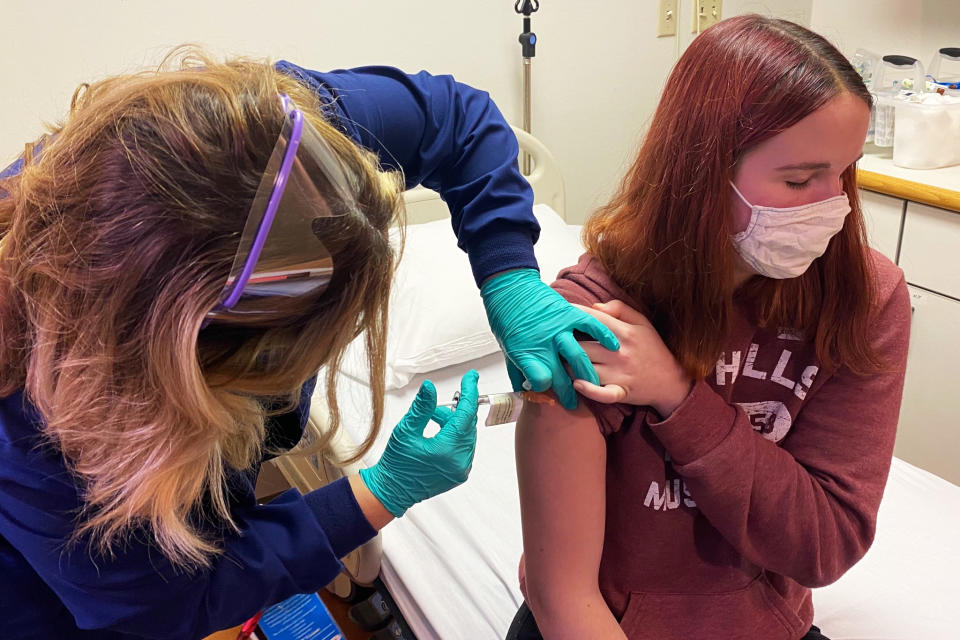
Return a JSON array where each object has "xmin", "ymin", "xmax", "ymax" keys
[
  {"xmin": 326, "ymin": 355, "xmax": 960, "ymax": 640},
  {"xmin": 332, "ymin": 352, "xmax": 524, "ymax": 640},
  {"xmin": 810, "ymin": 456, "xmax": 960, "ymax": 639}
]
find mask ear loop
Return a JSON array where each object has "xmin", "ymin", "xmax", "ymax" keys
[
  {"xmin": 728, "ymin": 180, "xmax": 754, "ymax": 209},
  {"xmin": 729, "ymin": 181, "xmax": 759, "ymax": 241}
]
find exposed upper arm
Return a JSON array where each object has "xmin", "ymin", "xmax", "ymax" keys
[{"xmin": 515, "ymin": 400, "xmax": 607, "ymax": 603}]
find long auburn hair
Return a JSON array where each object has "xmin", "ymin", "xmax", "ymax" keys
[
  {"xmin": 585, "ymin": 15, "xmax": 880, "ymax": 380},
  {"xmin": 0, "ymin": 49, "xmax": 402, "ymax": 568}
]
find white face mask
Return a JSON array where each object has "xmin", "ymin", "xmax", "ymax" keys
[{"xmin": 730, "ymin": 181, "xmax": 851, "ymax": 279}]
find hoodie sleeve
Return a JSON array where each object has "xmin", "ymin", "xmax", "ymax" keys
[{"xmin": 646, "ymin": 260, "xmax": 911, "ymax": 587}]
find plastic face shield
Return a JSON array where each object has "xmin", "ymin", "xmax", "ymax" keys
[{"xmin": 205, "ymin": 94, "xmax": 359, "ymax": 325}]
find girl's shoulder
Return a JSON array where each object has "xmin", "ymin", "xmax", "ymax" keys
[
  {"xmin": 551, "ymin": 253, "xmax": 640, "ymax": 310},
  {"xmin": 868, "ymin": 248, "xmax": 909, "ymax": 313},
  {"xmin": 870, "ymin": 249, "xmax": 906, "ymax": 300}
]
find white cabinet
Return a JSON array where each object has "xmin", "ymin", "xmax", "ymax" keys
[
  {"xmin": 859, "ymin": 189, "xmax": 904, "ymax": 263},
  {"xmin": 897, "ymin": 287, "xmax": 960, "ymax": 485},
  {"xmin": 898, "ymin": 202, "xmax": 960, "ymax": 300},
  {"xmin": 858, "ymin": 188, "xmax": 960, "ymax": 485}
]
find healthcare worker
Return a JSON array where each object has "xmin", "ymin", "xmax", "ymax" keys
[{"xmin": 0, "ymin": 52, "xmax": 616, "ymax": 638}]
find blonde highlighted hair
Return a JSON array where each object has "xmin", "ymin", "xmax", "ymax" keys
[{"xmin": 0, "ymin": 48, "xmax": 402, "ymax": 568}]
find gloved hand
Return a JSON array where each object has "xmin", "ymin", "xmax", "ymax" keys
[
  {"xmin": 359, "ymin": 370, "xmax": 480, "ymax": 518},
  {"xmin": 480, "ymin": 268, "xmax": 620, "ymax": 410}
]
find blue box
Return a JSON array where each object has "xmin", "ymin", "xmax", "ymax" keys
[{"xmin": 257, "ymin": 592, "xmax": 343, "ymax": 640}]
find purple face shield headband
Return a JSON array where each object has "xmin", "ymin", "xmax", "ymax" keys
[{"xmin": 204, "ymin": 94, "xmax": 360, "ymax": 325}]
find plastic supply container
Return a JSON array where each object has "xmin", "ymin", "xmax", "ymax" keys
[
  {"xmin": 928, "ymin": 47, "xmax": 960, "ymax": 93},
  {"xmin": 889, "ymin": 91, "xmax": 960, "ymax": 169},
  {"xmin": 872, "ymin": 55, "xmax": 926, "ymax": 148},
  {"xmin": 853, "ymin": 49, "xmax": 881, "ymax": 142},
  {"xmin": 854, "ymin": 48, "xmax": 960, "ymax": 169}
]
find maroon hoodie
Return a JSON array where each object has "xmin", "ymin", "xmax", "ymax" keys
[{"xmin": 543, "ymin": 249, "xmax": 910, "ymax": 639}]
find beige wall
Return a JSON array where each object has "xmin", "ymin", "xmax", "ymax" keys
[
  {"xmin": 9, "ymin": 2, "xmax": 955, "ymax": 223},
  {"xmin": 1, "ymin": 0, "xmax": 813, "ymax": 224},
  {"xmin": 811, "ymin": 0, "xmax": 960, "ymax": 68}
]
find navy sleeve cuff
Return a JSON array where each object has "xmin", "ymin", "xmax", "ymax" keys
[
  {"xmin": 467, "ymin": 226, "xmax": 539, "ymax": 286},
  {"xmin": 303, "ymin": 477, "xmax": 377, "ymax": 559}
]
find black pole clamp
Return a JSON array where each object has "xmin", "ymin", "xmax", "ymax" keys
[{"xmin": 515, "ymin": 0, "xmax": 539, "ymax": 58}]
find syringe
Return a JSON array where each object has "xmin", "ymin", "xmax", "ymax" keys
[
  {"xmin": 436, "ymin": 391, "xmax": 522, "ymax": 409},
  {"xmin": 437, "ymin": 391, "xmax": 524, "ymax": 426}
]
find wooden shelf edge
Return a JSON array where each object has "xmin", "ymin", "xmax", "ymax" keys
[{"xmin": 858, "ymin": 169, "xmax": 960, "ymax": 213}]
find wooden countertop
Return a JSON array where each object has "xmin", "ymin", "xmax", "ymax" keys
[{"xmin": 858, "ymin": 144, "xmax": 960, "ymax": 213}]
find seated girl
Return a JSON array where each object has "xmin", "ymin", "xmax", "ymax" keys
[{"xmin": 509, "ymin": 14, "xmax": 911, "ymax": 640}]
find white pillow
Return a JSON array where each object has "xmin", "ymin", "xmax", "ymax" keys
[{"xmin": 340, "ymin": 204, "xmax": 584, "ymax": 389}]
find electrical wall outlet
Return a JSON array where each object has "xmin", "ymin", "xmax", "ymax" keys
[
  {"xmin": 692, "ymin": 0, "xmax": 722, "ymax": 33},
  {"xmin": 657, "ymin": 0, "xmax": 678, "ymax": 37}
]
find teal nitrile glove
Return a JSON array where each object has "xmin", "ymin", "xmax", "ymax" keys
[
  {"xmin": 359, "ymin": 371, "xmax": 480, "ymax": 518},
  {"xmin": 480, "ymin": 268, "xmax": 620, "ymax": 410}
]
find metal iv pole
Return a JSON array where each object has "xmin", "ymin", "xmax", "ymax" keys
[{"xmin": 515, "ymin": 0, "xmax": 539, "ymax": 175}]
